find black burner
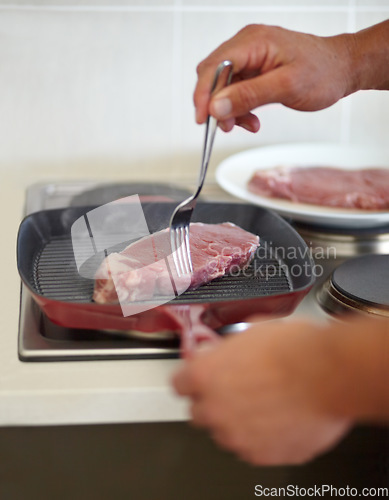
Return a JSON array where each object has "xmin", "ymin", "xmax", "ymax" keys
[
  {"xmin": 332, "ymin": 255, "xmax": 389, "ymax": 307},
  {"xmin": 317, "ymin": 254, "xmax": 389, "ymax": 317}
]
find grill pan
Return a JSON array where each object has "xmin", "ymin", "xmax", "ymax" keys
[{"xmin": 17, "ymin": 202, "xmax": 315, "ymax": 347}]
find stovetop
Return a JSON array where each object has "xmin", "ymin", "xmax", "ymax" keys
[{"xmin": 18, "ymin": 181, "xmax": 389, "ymax": 361}]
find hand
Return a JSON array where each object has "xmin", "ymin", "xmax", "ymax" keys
[
  {"xmin": 172, "ymin": 318, "xmax": 353, "ymax": 466},
  {"xmin": 194, "ymin": 24, "xmax": 354, "ymax": 132}
]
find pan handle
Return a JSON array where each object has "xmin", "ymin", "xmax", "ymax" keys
[{"xmin": 167, "ymin": 305, "xmax": 221, "ymax": 357}]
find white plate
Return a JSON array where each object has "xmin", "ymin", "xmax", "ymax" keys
[{"xmin": 215, "ymin": 142, "xmax": 389, "ymax": 228}]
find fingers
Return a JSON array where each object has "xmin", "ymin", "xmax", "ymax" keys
[
  {"xmin": 171, "ymin": 352, "xmax": 210, "ymax": 397},
  {"xmin": 196, "ymin": 65, "xmax": 292, "ymax": 129},
  {"xmin": 194, "ymin": 26, "xmax": 275, "ymax": 124},
  {"xmin": 236, "ymin": 113, "xmax": 260, "ymax": 132},
  {"xmin": 209, "ymin": 68, "xmax": 288, "ymax": 121},
  {"xmin": 172, "ymin": 364, "xmax": 212, "ymax": 427},
  {"xmin": 194, "ymin": 56, "xmax": 227, "ymax": 124},
  {"xmin": 217, "ymin": 113, "xmax": 260, "ymax": 133},
  {"xmin": 193, "ymin": 28, "xmax": 259, "ymax": 124},
  {"xmin": 171, "ymin": 363, "xmax": 196, "ymax": 396},
  {"xmin": 218, "ymin": 117, "xmax": 236, "ymax": 133}
]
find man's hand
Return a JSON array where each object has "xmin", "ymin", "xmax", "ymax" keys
[
  {"xmin": 172, "ymin": 318, "xmax": 355, "ymax": 465},
  {"xmin": 194, "ymin": 24, "xmax": 354, "ymax": 132}
]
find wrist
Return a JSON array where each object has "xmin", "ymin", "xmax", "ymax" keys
[
  {"xmin": 321, "ymin": 32, "xmax": 360, "ymax": 100},
  {"xmin": 347, "ymin": 20, "xmax": 389, "ymax": 93}
]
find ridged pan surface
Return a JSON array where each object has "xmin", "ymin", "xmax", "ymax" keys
[{"xmin": 34, "ymin": 237, "xmax": 291, "ymax": 303}]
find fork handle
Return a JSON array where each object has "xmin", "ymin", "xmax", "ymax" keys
[
  {"xmin": 196, "ymin": 60, "xmax": 233, "ymax": 195},
  {"xmin": 197, "ymin": 115, "xmax": 218, "ymax": 189},
  {"xmin": 168, "ymin": 305, "xmax": 221, "ymax": 357}
]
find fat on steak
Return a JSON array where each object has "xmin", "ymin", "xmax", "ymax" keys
[
  {"xmin": 248, "ymin": 166, "xmax": 389, "ymax": 210},
  {"xmin": 93, "ymin": 222, "xmax": 259, "ymax": 304}
]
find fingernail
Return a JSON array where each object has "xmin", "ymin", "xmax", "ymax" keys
[
  {"xmin": 240, "ymin": 123, "xmax": 257, "ymax": 133},
  {"xmin": 212, "ymin": 97, "xmax": 232, "ymax": 119}
]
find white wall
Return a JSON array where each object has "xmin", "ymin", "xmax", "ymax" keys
[{"xmin": 0, "ymin": 0, "xmax": 388, "ymax": 185}]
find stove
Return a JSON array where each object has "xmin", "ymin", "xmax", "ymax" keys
[
  {"xmin": 18, "ymin": 181, "xmax": 389, "ymax": 361},
  {"xmin": 293, "ymin": 222, "xmax": 389, "ymax": 317}
]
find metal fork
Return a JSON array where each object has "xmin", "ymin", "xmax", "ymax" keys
[{"xmin": 170, "ymin": 60, "xmax": 233, "ymax": 277}]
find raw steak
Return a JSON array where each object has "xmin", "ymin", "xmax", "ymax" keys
[
  {"xmin": 248, "ymin": 166, "xmax": 389, "ymax": 210},
  {"xmin": 93, "ymin": 222, "xmax": 259, "ymax": 304}
]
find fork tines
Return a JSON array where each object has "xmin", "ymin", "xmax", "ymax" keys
[{"xmin": 170, "ymin": 224, "xmax": 193, "ymax": 277}]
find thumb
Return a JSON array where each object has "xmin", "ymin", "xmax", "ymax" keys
[{"xmin": 210, "ymin": 69, "xmax": 287, "ymax": 119}]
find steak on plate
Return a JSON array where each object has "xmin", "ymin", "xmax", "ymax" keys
[{"xmin": 247, "ymin": 166, "xmax": 389, "ymax": 210}]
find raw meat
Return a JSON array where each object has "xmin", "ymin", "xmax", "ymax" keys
[
  {"xmin": 248, "ymin": 166, "xmax": 389, "ymax": 210},
  {"xmin": 93, "ymin": 222, "xmax": 259, "ymax": 304}
]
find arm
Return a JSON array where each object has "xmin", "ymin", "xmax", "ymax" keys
[
  {"xmin": 194, "ymin": 20, "xmax": 389, "ymax": 132},
  {"xmin": 348, "ymin": 20, "xmax": 389, "ymax": 93},
  {"xmin": 172, "ymin": 317, "xmax": 389, "ymax": 465}
]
